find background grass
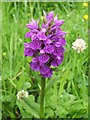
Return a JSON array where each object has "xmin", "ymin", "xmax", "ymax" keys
[{"xmin": 1, "ymin": 2, "xmax": 88, "ymax": 119}]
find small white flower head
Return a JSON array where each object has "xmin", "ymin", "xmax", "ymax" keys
[
  {"xmin": 72, "ymin": 38, "xmax": 87, "ymax": 53},
  {"xmin": 16, "ymin": 90, "xmax": 28, "ymax": 100}
]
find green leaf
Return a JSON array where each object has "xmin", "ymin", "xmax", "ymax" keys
[
  {"xmin": 8, "ymin": 111, "xmax": 16, "ymax": 118},
  {"xmin": 45, "ymin": 108, "xmax": 54, "ymax": 118},
  {"xmin": 45, "ymin": 75, "xmax": 59, "ymax": 94},
  {"xmin": 20, "ymin": 95, "xmax": 40, "ymax": 118},
  {"xmin": 59, "ymin": 67, "xmax": 71, "ymax": 96},
  {"xmin": 16, "ymin": 101, "xmax": 31, "ymax": 118},
  {"xmin": 25, "ymin": 95, "xmax": 39, "ymax": 112}
]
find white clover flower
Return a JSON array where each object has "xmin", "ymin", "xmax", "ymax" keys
[
  {"xmin": 16, "ymin": 90, "xmax": 28, "ymax": 100},
  {"xmin": 72, "ymin": 38, "xmax": 87, "ymax": 53}
]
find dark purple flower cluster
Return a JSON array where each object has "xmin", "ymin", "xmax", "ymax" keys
[{"xmin": 24, "ymin": 11, "xmax": 66, "ymax": 78}]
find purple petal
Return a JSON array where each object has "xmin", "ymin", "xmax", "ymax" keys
[
  {"xmin": 41, "ymin": 69, "xmax": 52, "ymax": 78},
  {"xmin": 44, "ymin": 45, "xmax": 54, "ymax": 54},
  {"xmin": 51, "ymin": 55, "xmax": 64, "ymax": 66},
  {"xmin": 41, "ymin": 28, "xmax": 46, "ymax": 33},
  {"xmin": 48, "ymin": 33, "xmax": 59, "ymax": 40},
  {"xmin": 56, "ymin": 30, "xmax": 67, "ymax": 37},
  {"xmin": 53, "ymin": 47, "xmax": 64, "ymax": 57},
  {"xmin": 25, "ymin": 32, "xmax": 32, "ymax": 38},
  {"xmin": 54, "ymin": 42, "xmax": 61, "ymax": 47},
  {"xmin": 40, "ymin": 65, "xmax": 50, "ymax": 74},
  {"xmin": 32, "ymin": 57, "xmax": 38, "ymax": 62},
  {"xmin": 24, "ymin": 48, "xmax": 34, "ymax": 56},
  {"xmin": 44, "ymin": 39, "xmax": 52, "ymax": 45},
  {"xmin": 45, "ymin": 19, "xmax": 53, "ymax": 28},
  {"xmin": 40, "ymin": 49, "xmax": 45, "ymax": 54},
  {"xmin": 42, "ymin": 19, "xmax": 53, "ymax": 29},
  {"xmin": 55, "ymin": 38, "xmax": 66, "ymax": 47},
  {"xmin": 54, "ymin": 20, "xmax": 64, "ymax": 26},
  {"xmin": 51, "ymin": 60, "xmax": 58, "ymax": 67},
  {"xmin": 24, "ymin": 43, "xmax": 34, "ymax": 56},
  {"xmin": 59, "ymin": 38, "xmax": 66, "ymax": 46},
  {"xmin": 26, "ymin": 19, "xmax": 38, "ymax": 30},
  {"xmin": 31, "ymin": 29, "xmax": 40, "ymax": 33},
  {"xmin": 30, "ymin": 34, "xmax": 36, "ymax": 40},
  {"xmin": 38, "ymin": 54, "xmax": 50, "ymax": 63},
  {"xmin": 46, "ymin": 11, "xmax": 54, "ymax": 20},
  {"xmin": 30, "ymin": 60, "xmax": 40, "ymax": 71},
  {"xmin": 37, "ymin": 31, "xmax": 47, "ymax": 41},
  {"xmin": 29, "ymin": 40, "xmax": 42, "ymax": 50}
]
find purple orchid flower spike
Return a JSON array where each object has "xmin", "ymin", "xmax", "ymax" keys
[{"xmin": 24, "ymin": 11, "xmax": 67, "ymax": 78}]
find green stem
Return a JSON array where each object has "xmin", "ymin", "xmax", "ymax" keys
[{"xmin": 40, "ymin": 77, "xmax": 46, "ymax": 118}]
